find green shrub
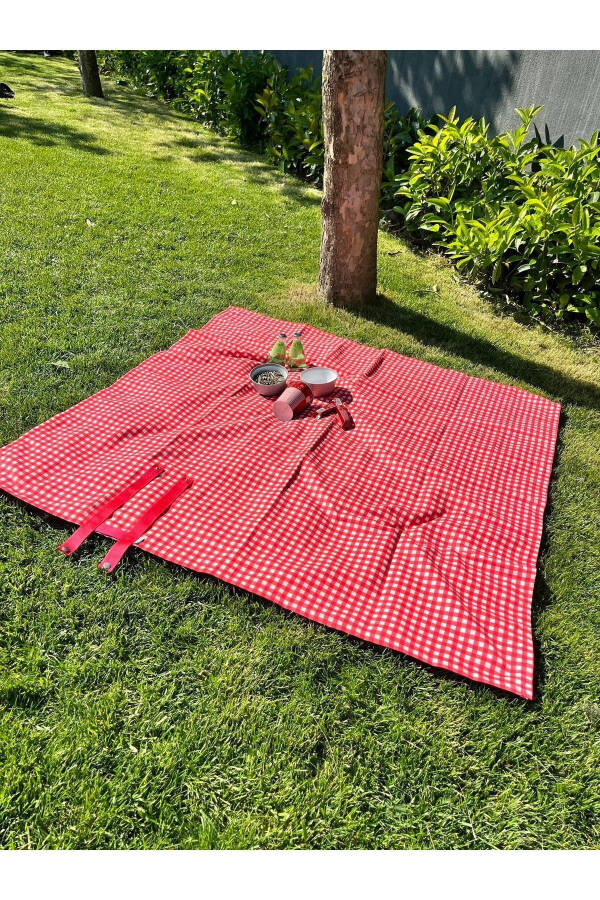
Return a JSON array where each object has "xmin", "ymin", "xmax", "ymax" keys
[
  {"xmin": 395, "ymin": 107, "xmax": 600, "ymax": 325},
  {"xmin": 254, "ymin": 65, "xmax": 323, "ymax": 182},
  {"xmin": 102, "ymin": 50, "xmax": 287, "ymax": 149},
  {"xmin": 183, "ymin": 51, "xmax": 281, "ymax": 147},
  {"xmin": 100, "ymin": 51, "xmax": 198, "ymax": 101},
  {"xmin": 380, "ymin": 103, "xmax": 427, "ymax": 217},
  {"xmin": 176, "ymin": 51, "xmax": 231, "ymax": 132}
]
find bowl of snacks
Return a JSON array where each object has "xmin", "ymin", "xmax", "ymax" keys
[{"xmin": 249, "ymin": 363, "xmax": 288, "ymax": 397}]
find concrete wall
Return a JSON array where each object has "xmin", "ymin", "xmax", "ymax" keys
[{"xmin": 268, "ymin": 50, "xmax": 600, "ymax": 147}]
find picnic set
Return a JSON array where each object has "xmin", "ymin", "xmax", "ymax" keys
[
  {"xmin": 249, "ymin": 331, "xmax": 354, "ymax": 428},
  {"xmin": 0, "ymin": 306, "xmax": 561, "ymax": 698}
]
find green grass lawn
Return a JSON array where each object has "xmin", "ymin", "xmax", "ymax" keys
[{"xmin": 1, "ymin": 52, "xmax": 599, "ymax": 850}]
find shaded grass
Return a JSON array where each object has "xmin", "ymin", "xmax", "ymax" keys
[{"xmin": 0, "ymin": 53, "xmax": 599, "ymax": 849}]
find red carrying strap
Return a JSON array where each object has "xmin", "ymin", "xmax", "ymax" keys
[
  {"xmin": 334, "ymin": 400, "xmax": 354, "ymax": 431},
  {"xmin": 58, "ymin": 464, "xmax": 164, "ymax": 556},
  {"xmin": 99, "ymin": 475, "xmax": 193, "ymax": 573}
]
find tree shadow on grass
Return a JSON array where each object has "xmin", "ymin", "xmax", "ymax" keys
[
  {"xmin": 0, "ymin": 52, "xmax": 55, "ymax": 76},
  {"xmin": 0, "ymin": 105, "xmax": 111, "ymax": 155},
  {"xmin": 164, "ymin": 131, "xmax": 322, "ymax": 206},
  {"xmin": 31, "ymin": 81, "xmax": 82, "ymax": 99},
  {"xmin": 362, "ymin": 293, "xmax": 600, "ymax": 412},
  {"xmin": 105, "ymin": 93, "xmax": 190, "ymax": 122},
  {"xmin": 242, "ymin": 168, "xmax": 321, "ymax": 207}
]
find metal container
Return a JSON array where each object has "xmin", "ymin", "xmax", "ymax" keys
[
  {"xmin": 300, "ymin": 366, "xmax": 338, "ymax": 398},
  {"xmin": 249, "ymin": 363, "xmax": 288, "ymax": 397},
  {"xmin": 273, "ymin": 382, "xmax": 313, "ymax": 421}
]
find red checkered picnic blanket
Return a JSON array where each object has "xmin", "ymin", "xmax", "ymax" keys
[{"xmin": 0, "ymin": 306, "xmax": 561, "ymax": 697}]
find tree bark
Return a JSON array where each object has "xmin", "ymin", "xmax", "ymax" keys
[
  {"xmin": 77, "ymin": 50, "xmax": 104, "ymax": 98},
  {"xmin": 318, "ymin": 50, "xmax": 386, "ymax": 309}
]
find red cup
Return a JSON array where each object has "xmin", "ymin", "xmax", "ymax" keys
[{"xmin": 273, "ymin": 382, "xmax": 313, "ymax": 421}]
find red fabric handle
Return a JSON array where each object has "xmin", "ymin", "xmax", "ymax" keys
[
  {"xmin": 58, "ymin": 464, "xmax": 164, "ymax": 556},
  {"xmin": 335, "ymin": 403, "xmax": 354, "ymax": 430},
  {"xmin": 99, "ymin": 475, "xmax": 193, "ymax": 573}
]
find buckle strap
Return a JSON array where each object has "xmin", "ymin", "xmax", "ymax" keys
[
  {"xmin": 99, "ymin": 475, "xmax": 193, "ymax": 573},
  {"xmin": 58, "ymin": 464, "xmax": 164, "ymax": 556}
]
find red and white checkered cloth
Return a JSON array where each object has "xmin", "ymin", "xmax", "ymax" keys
[{"xmin": 0, "ymin": 306, "xmax": 561, "ymax": 697}]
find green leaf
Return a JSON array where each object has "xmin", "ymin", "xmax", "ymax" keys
[{"xmin": 586, "ymin": 306, "xmax": 600, "ymax": 324}]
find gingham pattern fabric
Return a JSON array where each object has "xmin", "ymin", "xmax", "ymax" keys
[{"xmin": 0, "ymin": 306, "xmax": 561, "ymax": 697}]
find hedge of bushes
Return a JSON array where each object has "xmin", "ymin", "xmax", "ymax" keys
[
  {"xmin": 396, "ymin": 107, "xmax": 600, "ymax": 326},
  {"xmin": 101, "ymin": 52, "xmax": 600, "ymax": 327}
]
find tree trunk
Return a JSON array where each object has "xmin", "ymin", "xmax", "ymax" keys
[
  {"xmin": 77, "ymin": 50, "xmax": 104, "ymax": 98},
  {"xmin": 318, "ymin": 50, "xmax": 386, "ymax": 309}
]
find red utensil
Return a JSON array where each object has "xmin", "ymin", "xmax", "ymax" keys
[{"xmin": 316, "ymin": 398, "xmax": 354, "ymax": 430}]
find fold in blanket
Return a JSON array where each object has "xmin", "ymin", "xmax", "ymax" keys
[{"xmin": 0, "ymin": 306, "xmax": 561, "ymax": 698}]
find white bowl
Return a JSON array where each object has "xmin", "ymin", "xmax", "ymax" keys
[{"xmin": 300, "ymin": 367, "xmax": 338, "ymax": 398}]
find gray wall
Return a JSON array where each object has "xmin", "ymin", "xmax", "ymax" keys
[{"xmin": 268, "ymin": 50, "xmax": 600, "ymax": 147}]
